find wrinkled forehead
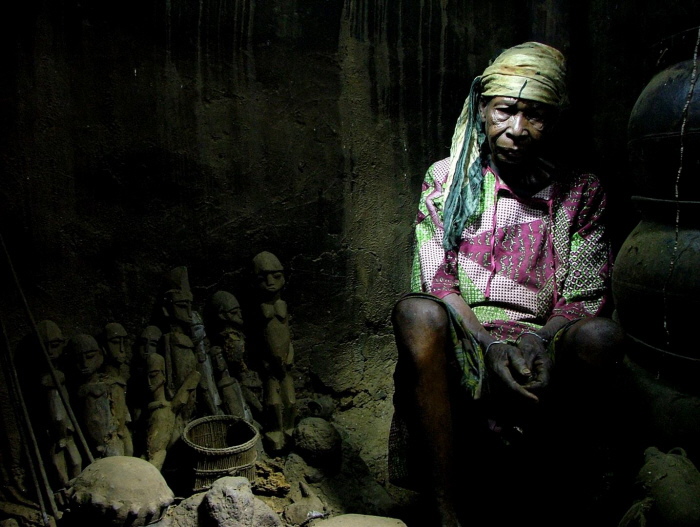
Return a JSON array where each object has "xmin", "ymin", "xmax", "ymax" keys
[{"xmin": 483, "ymin": 96, "xmax": 556, "ymax": 112}]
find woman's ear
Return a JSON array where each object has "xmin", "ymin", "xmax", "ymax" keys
[{"xmin": 478, "ymin": 98, "xmax": 487, "ymax": 121}]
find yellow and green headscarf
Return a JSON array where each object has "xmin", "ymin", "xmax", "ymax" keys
[{"xmin": 442, "ymin": 42, "xmax": 568, "ymax": 250}]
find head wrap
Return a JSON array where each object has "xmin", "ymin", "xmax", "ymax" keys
[{"xmin": 442, "ymin": 42, "xmax": 568, "ymax": 250}]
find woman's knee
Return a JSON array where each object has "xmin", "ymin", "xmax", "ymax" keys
[
  {"xmin": 392, "ymin": 296, "xmax": 449, "ymax": 333},
  {"xmin": 563, "ymin": 317, "xmax": 625, "ymax": 368},
  {"xmin": 392, "ymin": 296, "xmax": 450, "ymax": 364}
]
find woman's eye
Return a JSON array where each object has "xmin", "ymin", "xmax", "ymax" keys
[
  {"xmin": 527, "ymin": 114, "xmax": 546, "ymax": 129},
  {"xmin": 493, "ymin": 108, "xmax": 512, "ymax": 121}
]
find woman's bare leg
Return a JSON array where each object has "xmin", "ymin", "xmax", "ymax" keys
[{"xmin": 392, "ymin": 297, "xmax": 463, "ymax": 527}]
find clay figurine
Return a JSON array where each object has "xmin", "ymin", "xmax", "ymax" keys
[
  {"xmin": 144, "ymin": 352, "xmax": 201, "ymax": 470},
  {"xmin": 206, "ymin": 290, "xmax": 262, "ymax": 421},
  {"xmin": 162, "ymin": 266, "xmax": 222, "ymax": 416},
  {"xmin": 101, "ymin": 322, "xmax": 131, "ymax": 383},
  {"xmin": 31, "ymin": 320, "xmax": 83, "ymax": 491},
  {"xmin": 160, "ymin": 266, "xmax": 194, "ymax": 334},
  {"xmin": 68, "ymin": 334, "xmax": 133, "ymax": 458},
  {"xmin": 252, "ymin": 251, "xmax": 297, "ymax": 453},
  {"xmin": 207, "ymin": 290, "xmax": 247, "ymax": 374},
  {"xmin": 209, "ymin": 345, "xmax": 250, "ymax": 420},
  {"xmin": 162, "ymin": 332, "xmax": 198, "ymax": 439},
  {"xmin": 128, "ymin": 325, "xmax": 164, "ymax": 455},
  {"xmin": 191, "ymin": 310, "xmax": 224, "ymax": 417}
]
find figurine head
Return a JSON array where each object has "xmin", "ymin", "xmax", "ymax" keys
[
  {"xmin": 163, "ymin": 289, "xmax": 193, "ymax": 326},
  {"xmin": 69, "ymin": 334, "xmax": 104, "ymax": 379},
  {"xmin": 253, "ymin": 251, "xmax": 285, "ymax": 295},
  {"xmin": 36, "ymin": 320, "xmax": 66, "ymax": 361},
  {"xmin": 103, "ymin": 323, "xmax": 129, "ymax": 366},
  {"xmin": 210, "ymin": 291, "xmax": 244, "ymax": 327},
  {"xmin": 136, "ymin": 326, "xmax": 163, "ymax": 362},
  {"xmin": 191, "ymin": 311, "xmax": 206, "ymax": 342},
  {"xmin": 137, "ymin": 326, "xmax": 162, "ymax": 362},
  {"xmin": 146, "ymin": 353, "xmax": 166, "ymax": 393},
  {"xmin": 162, "ymin": 266, "xmax": 194, "ymax": 326}
]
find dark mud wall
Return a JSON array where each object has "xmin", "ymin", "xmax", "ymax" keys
[{"xmin": 0, "ymin": 0, "xmax": 699, "ymax": 510}]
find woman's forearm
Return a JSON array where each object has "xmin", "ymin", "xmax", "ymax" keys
[{"xmin": 442, "ymin": 293, "xmax": 495, "ymax": 348}]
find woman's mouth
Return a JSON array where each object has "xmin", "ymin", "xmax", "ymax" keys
[{"xmin": 498, "ymin": 147, "xmax": 528, "ymax": 163}]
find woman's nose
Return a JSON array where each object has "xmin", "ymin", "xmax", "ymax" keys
[{"xmin": 508, "ymin": 113, "xmax": 528, "ymax": 137}]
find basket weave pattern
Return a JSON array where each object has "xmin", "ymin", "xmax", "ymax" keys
[{"xmin": 182, "ymin": 415, "xmax": 259, "ymax": 491}]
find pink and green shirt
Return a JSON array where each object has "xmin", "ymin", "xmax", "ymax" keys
[{"xmin": 411, "ymin": 157, "xmax": 612, "ymax": 342}]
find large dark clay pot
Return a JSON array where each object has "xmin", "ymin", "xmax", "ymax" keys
[
  {"xmin": 612, "ymin": 26, "xmax": 700, "ymax": 471},
  {"xmin": 613, "ymin": 197, "xmax": 700, "ymax": 361},
  {"xmin": 613, "ymin": 28, "xmax": 700, "ymax": 366},
  {"xmin": 627, "ymin": 36, "xmax": 700, "ymax": 200}
]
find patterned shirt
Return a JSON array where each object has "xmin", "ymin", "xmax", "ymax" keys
[{"xmin": 411, "ymin": 157, "xmax": 612, "ymax": 341}]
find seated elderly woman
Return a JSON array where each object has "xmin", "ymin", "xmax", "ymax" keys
[{"xmin": 389, "ymin": 42, "xmax": 626, "ymax": 527}]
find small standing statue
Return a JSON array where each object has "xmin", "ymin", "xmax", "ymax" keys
[
  {"xmin": 207, "ymin": 291, "xmax": 247, "ymax": 374},
  {"xmin": 128, "ymin": 325, "xmax": 163, "ymax": 456},
  {"xmin": 68, "ymin": 334, "xmax": 133, "ymax": 458},
  {"xmin": 191, "ymin": 310, "xmax": 224, "ymax": 417},
  {"xmin": 160, "ymin": 266, "xmax": 221, "ymax": 420},
  {"xmin": 252, "ymin": 251, "xmax": 297, "ymax": 453},
  {"xmin": 31, "ymin": 320, "xmax": 83, "ymax": 492},
  {"xmin": 206, "ymin": 290, "xmax": 262, "ymax": 422},
  {"xmin": 144, "ymin": 352, "xmax": 200, "ymax": 470},
  {"xmin": 101, "ymin": 322, "xmax": 131, "ymax": 383},
  {"xmin": 161, "ymin": 266, "xmax": 195, "ymax": 335},
  {"xmin": 163, "ymin": 332, "xmax": 199, "ymax": 442},
  {"xmin": 209, "ymin": 345, "xmax": 249, "ymax": 420}
]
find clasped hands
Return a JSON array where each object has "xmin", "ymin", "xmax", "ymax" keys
[{"xmin": 484, "ymin": 333, "xmax": 552, "ymax": 402}]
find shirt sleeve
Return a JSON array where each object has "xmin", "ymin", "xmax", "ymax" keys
[
  {"xmin": 410, "ymin": 159, "xmax": 461, "ymax": 297},
  {"xmin": 550, "ymin": 174, "xmax": 612, "ymax": 320}
]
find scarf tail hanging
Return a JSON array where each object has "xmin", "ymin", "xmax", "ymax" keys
[
  {"xmin": 442, "ymin": 77, "xmax": 485, "ymax": 251},
  {"xmin": 441, "ymin": 42, "xmax": 567, "ymax": 251}
]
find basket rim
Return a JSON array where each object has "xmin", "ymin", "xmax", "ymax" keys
[
  {"xmin": 182, "ymin": 415, "xmax": 260, "ymax": 454},
  {"xmin": 193, "ymin": 461, "xmax": 256, "ymax": 475}
]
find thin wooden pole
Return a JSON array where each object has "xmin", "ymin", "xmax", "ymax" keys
[{"xmin": 0, "ymin": 233, "xmax": 94, "ymax": 464}]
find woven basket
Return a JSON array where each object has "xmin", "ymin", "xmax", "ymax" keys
[{"xmin": 182, "ymin": 415, "xmax": 259, "ymax": 492}]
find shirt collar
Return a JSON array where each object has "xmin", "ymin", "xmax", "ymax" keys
[{"xmin": 487, "ymin": 166, "xmax": 555, "ymax": 202}]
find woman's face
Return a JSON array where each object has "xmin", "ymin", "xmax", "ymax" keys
[{"xmin": 479, "ymin": 96, "xmax": 556, "ymax": 170}]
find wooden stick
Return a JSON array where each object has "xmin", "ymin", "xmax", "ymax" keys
[
  {"xmin": 0, "ymin": 318, "xmax": 58, "ymax": 524},
  {"xmin": 0, "ymin": 233, "xmax": 94, "ymax": 464}
]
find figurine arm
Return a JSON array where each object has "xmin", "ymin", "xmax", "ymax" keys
[
  {"xmin": 170, "ymin": 370, "xmax": 202, "ymax": 411},
  {"xmin": 286, "ymin": 343, "xmax": 294, "ymax": 366}
]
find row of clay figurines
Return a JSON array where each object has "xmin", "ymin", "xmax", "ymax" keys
[{"xmin": 18, "ymin": 251, "xmax": 296, "ymax": 497}]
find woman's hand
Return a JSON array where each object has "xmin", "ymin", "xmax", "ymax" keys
[
  {"xmin": 484, "ymin": 342, "xmax": 540, "ymax": 402},
  {"xmin": 515, "ymin": 333, "xmax": 553, "ymax": 394}
]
